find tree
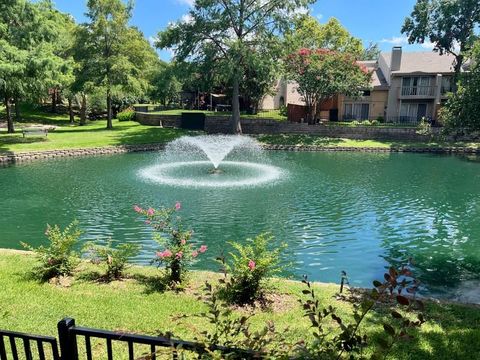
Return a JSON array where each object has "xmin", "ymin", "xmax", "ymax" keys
[
  {"xmin": 150, "ymin": 62, "xmax": 182, "ymax": 107},
  {"xmin": 78, "ymin": 0, "xmax": 133, "ymax": 129},
  {"xmin": 440, "ymin": 42, "xmax": 480, "ymax": 134},
  {"xmin": 0, "ymin": 0, "xmax": 62, "ymax": 133},
  {"xmin": 286, "ymin": 16, "xmax": 371, "ymax": 58},
  {"xmin": 285, "ymin": 48, "xmax": 372, "ymax": 124},
  {"xmin": 157, "ymin": 0, "xmax": 314, "ymax": 134},
  {"xmin": 402, "ymin": 0, "xmax": 480, "ymax": 84}
]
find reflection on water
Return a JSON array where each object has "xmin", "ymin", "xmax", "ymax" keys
[{"xmin": 0, "ymin": 151, "xmax": 479, "ymax": 303}]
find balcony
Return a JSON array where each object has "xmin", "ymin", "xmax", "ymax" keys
[{"xmin": 399, "ymin": 86, "xmax": 436, "ymax": 99}]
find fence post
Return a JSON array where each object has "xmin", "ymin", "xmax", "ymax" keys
[{"xmin": 57, "ymin": 318, "xmax": 78, "ymax": 360}]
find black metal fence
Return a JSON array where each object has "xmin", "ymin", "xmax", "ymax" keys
[{"xmin": 0, "ymin": 318, "xmax": 256, "ymax": 360}]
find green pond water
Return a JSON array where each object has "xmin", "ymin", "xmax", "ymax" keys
[{"xmin": 1, "ymin": 151, "xmax": 479, "ymax": 302}]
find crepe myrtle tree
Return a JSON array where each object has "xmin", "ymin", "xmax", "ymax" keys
[
  {"xmin": 402, "ymin": 0, "xmax": 480, "ymax": 86},
  {"xmin": 285, "ymin": 48, "xmax": 372, "ymax": 124},
  {"xmin": 157, "ymin": 0, "xmax": 315, "ymax": 134}
]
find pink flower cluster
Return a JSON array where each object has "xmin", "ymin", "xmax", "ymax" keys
[
  {"xmin": 248, "ymin": 260, "xmax": 256, "ymax": 271},
  {"xmin": 156, "ymin": 249, "xmax": 173, "ymax": 259}
]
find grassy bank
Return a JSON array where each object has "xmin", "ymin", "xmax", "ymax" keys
[
  {"xmin": 0, "ymin": 250, "xmax": 479, "ymax": 359},
  {"xmin": 2, "ymin": 107, "xmax": 480, "ymax": 154},
  {"xmin": 151, "ymin": 109, "xmax": 287, "ymax": 121},
  {"xmin": 257, "ymin": 134, "xmax": 480, "ymax": 150}
]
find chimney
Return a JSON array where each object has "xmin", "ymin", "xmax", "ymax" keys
[{"xmin": 390, "ymin": 46, "xmax": 402, "ymax": 72}]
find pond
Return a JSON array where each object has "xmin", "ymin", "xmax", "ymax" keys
[{"xmin": 1, "ymin": 150, "xmax": 479, "ymax": 302}]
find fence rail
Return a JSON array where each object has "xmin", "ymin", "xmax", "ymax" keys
[
  {"xmin": 0, "ymin": 329, "xmax": 60, "ymax": 360},
  {"xmin": 0, "ymin": 318, "xmax": 256, "ymax": 360}
]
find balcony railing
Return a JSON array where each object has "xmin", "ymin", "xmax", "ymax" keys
[{"xmin": 400, "ymin": 86, "xmax": 436, "ymax": 98}]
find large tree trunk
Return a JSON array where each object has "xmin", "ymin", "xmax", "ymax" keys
[
  {"xmin": 106, "ymin": 88, "xmax": 113, "ymax": 129},
  {"xmin": 68, "ymin": 97, "xmax": 74, "ymax": 124},
  {"xmin": 452, "ymin": 54, "xmax": 464, "ymax": 93},
  {"xmin": 4, "ymin": 95, "xmax": 14, "ymax": 134},
  {"xmin": 51, "ymin": 89, "xmax": 57, "ymax": 113},
  {"xmin": 231, "ymin": 76, "xmax": 242, "ymax": 134},
  {"xmin": 14, "ymin": 97, "xmax": 21, "ymax": 121},
  {"xmin": 80, "ymin": 94, "xmax": 87, "ymax": 126}
]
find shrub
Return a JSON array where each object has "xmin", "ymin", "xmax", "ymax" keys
[
  {"xmin": 218, "ymin": 233, "xmax": 285, "ymax": 305},
  {"xmin": 279, "ymin": 104, "xmax": 288, "ymax": 117},
  {"xmin": 174, "ymin": 263, "xmax": 425, "ymax": 359},
  {"xmin": 376, "ymin": 116, "xmax": 385, "ymax": 123},
  {"xmin": 134, "ymin": 202, "xmax": 207, "ymax": 287},
  {"xmin": 83, "ymin": 240, "xmax": 140, "ymax": 281},
  {"xmin": 116, "ymin": 109, "xmax": 136, "ymax": 122},
  {"xmin": 416, "ymin": 117, "xmax": 432, "ymax": 136},
  {"xmin": 21, "ymin": 222, "xmax": 82, "ymax": 281}
]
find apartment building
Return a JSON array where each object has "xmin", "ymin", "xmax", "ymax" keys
[{"xmin": 261, "ymin": 46, "xmax": 467, "ymax": 124}]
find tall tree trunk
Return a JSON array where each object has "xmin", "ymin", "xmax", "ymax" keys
[
  {"xmin": 4, "ymin": 95, "xmax": 14, "ymax": 134},
  {"xmin": 51, "ymin": 89, "xmax": 57, "ymax": 113},
  {"xmin": 452, "ymin": 54, "xmax": 464, "ymax": 93},
  {"xmin": 80, "ymin": 94, "xmax": 87, "ymax": 126},
  {"xmin": 14, "ymin": 97, "xmax": 21, "ymax": 121},
  {"xmin": 68, "ymin": 97, "xmax": 74, "ymax": 124},
  {"xmin": 231, "ymin": 76, "xmax": 242, "ymax": 134},
  {"xmin": 106, "ymin": 88, "xmax": 113, "ymax": 129}
]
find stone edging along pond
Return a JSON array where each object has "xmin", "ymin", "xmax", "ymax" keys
[{"xmin": 1, "ymin": 143, "xmax": 479, "ymax": 165}]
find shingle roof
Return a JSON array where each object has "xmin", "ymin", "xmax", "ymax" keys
[
  {"xmin": 357, "ymin": 61, "xmax": 389, "ymax": 90},
  {"xmin": 381, "ymin": 51, "xmax": 458, "ymax": 74}
]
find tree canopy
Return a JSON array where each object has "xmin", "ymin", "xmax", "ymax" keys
[
  {"xmin": 285, "ymin": 48, "xmax": 372, "ymax": 124},
  {"xmin": 402, "ymin": 0, "xmax": 480, "ymax": 80},
  {"xmin": 157, "ymin": 0, "xmax": 315, "ymax": 133}
]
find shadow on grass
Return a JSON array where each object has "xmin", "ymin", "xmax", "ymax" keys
[
  {"xmin": 132, "ymin": 273, "xmax": 169, "ymax": 294},
  {"xmin": 361, "ymin": 300, "xmax": 480, "ymax": 360}
]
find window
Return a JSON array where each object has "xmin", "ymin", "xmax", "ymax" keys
[
  {"xmin": 441, "ymin": 77, "xmax": 452, "ymax": 94},
  {"xmin": 402, "ymin": 77, "xmax": 433, "ymax": 96},
  {"xmin": 344, "ymin": 103, "xmax": 370, "ymax": 120},
  {"xmin": 362, "ymin": 90, "xmax": 371, "ymax": 97},
  {"xmin": 400, "ymin": 103, "xmax": 428, "ymax": 122}
]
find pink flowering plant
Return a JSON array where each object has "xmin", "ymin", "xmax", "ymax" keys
[
  {"xmin": 134, "ymin": 202, "xmax": 207, "ymax": 286},
  {"xmin": 218, "ymin": 233, "xmax": 286, "ymax": 305}
]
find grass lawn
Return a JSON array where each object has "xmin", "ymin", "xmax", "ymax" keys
[
  {"xmin": 0, "ymin": 250, "xmax": 479, "ymax": 359},
  {"xmin": 0, "ymin": 105, "xmax": 191, "ymax": 153},
  {"xmin": 1, "ymin": 107, "xmax": 479, "ymax": 154},
  {"xmin": 151, "ymin": 109, "xmax": 287, "ymax": 121},
  {"xmin": 257, "ymin": 134, "xmax": 480, "ymax": 150}
]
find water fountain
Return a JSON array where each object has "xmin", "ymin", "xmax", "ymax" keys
[{"xmin": 139, "ymin": 135, "xmax": 285, "ymax": 188}]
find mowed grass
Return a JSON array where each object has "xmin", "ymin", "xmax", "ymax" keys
[
  {"xmin": 257, "ymin": 134, "xmax": 480, "ymax": 150},
  {"xmin": 0, "ymin": 250, "xmax": 479, "ymax": 359},
  {"xmin": 151, "ymin": 109, "xmax": 287, "ymax": 121}
]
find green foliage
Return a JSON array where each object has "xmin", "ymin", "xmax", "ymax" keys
[
  {"xmin": 150, "ymin": 63, "xmax": 182, "ymax": 107},
  {"xmin": 440, "ymin": 42, "xmax": 480, "ymax": 134},
  {"xmin": 116, "ymin": 109, "xmax": 135, "ymax": 122},
  {"xmin": 218, "ymin": 233, "xmax": 285, "ymax": 305},
  {"xmin": 157, "ymin": 0, "xmax": 315, "ymax": 132},
  {"xmin": 402, "ymin": 0, "xmax": 480, "ymax": 77},
  {"xmin": 134, "ymin": 203, "xmax": 207, "ymax": 287},
  {"xmin": 83, "ymin": 240, "xmax": 140, "ymax": 280},
  {"xmin": 286, "ymin": 16, "xmax": 365, "ymax": 57},
  {"xmin": 416, "ymin": 117, "xmax": 432, "ymax": 136},
  {"xmin": 21, "ymin": 221, "xmax": 81, "ymax": 281},
  {"xmin": 285, "ymin": 49, "xmax": 372, "ymax": 124},
  {"xmin": 74, "ymin": 0, "xmax": 159, "ymax": 128}
]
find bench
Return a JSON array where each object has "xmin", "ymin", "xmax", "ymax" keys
[{"xmin": 22, "ymin": 127, "xmax": 49, "ymax": 138}]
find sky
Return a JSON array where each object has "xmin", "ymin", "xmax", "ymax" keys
[{"xmin": 49, "ymin": 0, "xmax": 431, "ymax": 61}]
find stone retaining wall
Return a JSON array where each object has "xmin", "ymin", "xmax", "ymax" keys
[
  {"xmin": 0, "ymin": 144, "xmax": 166, "ymax": 165},
  {"xmin": 136, "ymin": 112, "xmax": 441, "ymax": 141},
  {"xmin": 1, "ymin": 143, "xmax": 478, "ymax": 167}
]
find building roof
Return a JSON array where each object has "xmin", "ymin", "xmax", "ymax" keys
[
  {"xmin": 381, "ymin": 51, "xmax": 458, "ymax": 75},
  {"xmin": 358, "ymin": 60, "xmax": 389, "ymax": 90}
]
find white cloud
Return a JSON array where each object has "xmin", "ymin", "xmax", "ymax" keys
[
  {"xmin": 316, "ymin": 13, "xmax": 323, "ymax": 20},
  {"xmin": 148, "ymin": 36, "xmax": 158, "ymax": 47},
  {"xmin": 181, "ymin": 13, "xmax": 193, "ymax": 24},
  {"xmin": 380, "ymin": 36, "xmax": 408, "ymax": 46},
  {"xmin": 421, "ymin": 41, "xmax": 435, "ymax": 50},
  {"xmin": 176, "ymin": 0, "xmax": 195, "ymax": 6}
]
